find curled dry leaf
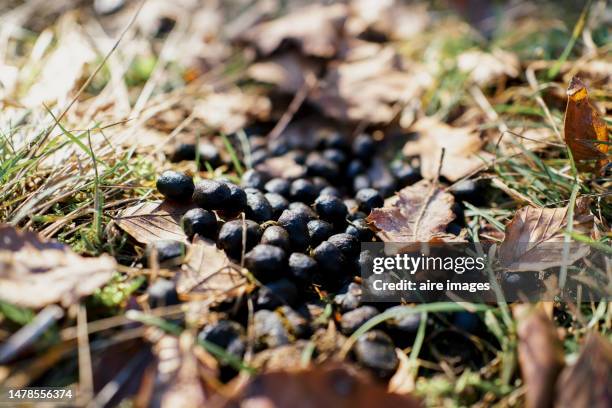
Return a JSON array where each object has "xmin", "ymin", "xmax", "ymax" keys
[
  {"xmin": 514, "ymin": 304, "xmax": 565, "ymax": 408},
  {"xmin": 114, "ymin": 200, "xmax": 196, "ymax": 245},
  {"xmin": 218, "ymin": 363, "xmax": 421, "ymax": 408},
  {"xmin": 388, "ymin": 349, "xmax": 416, "ymax": 395},
  {"xmin": 256, "ymin": 151, "xmax": 306, "ymax": 179},
  {"xmin": 366, "ymin": 180, "xmax": 457, "ymax": 242},
  {"xmin": 176, "ymin": 236, "xmax": 247, "ymax": 304},
  {"xmin": 498, "ymin": 198, "xmax": 594, "ymax": 272},
  {"xmin": 554, "ymin": 333, "xmax": 612, "ymax": 408},
  {"xmin": 0, "ymin": 225, "xmax": 115, "ymax": 308},
  {"xmin": 457, "ymin": 48, "xmax": 519, "ymax": 87},
  {"xmin": 563, "ymin": 76, "xmax": 609, "ymax": 173},
  {"xmin": 240, "ymin": 4, "xmax": 348, "ymax": 57},
  {"xmin": 403, "ymin": 116, "xmax": 493, "ymax": 182},
  {"xmin": 192, "ymin": 91, "xmax": 271, "ymax": 134},
  {"xmin": 347, "ymin": 0, "xmax": 430, "ymax": 41},
  {"xmin": 310, "ymin": 46, "xmax": 431, "ymax": 124},
  {"xmin": 247, "ymin": 52, "xmax": 322, "ymax": 94}
]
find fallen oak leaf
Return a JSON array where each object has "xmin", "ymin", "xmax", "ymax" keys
[
  {"xmin": 0, "ymin": 225, "xmax": 115, "ymax": 308},
  {"xmin": 554, "ymin": 332, "xmax": 612, "ymax": 408},
  {"xmin": 403, "ymin": 116, "xmax": 493, "ymax": 182},
  {"xmin": 114, "ymin": 200, "xmax": 196, "ymax": 245},
  {"xmin": 514, "ymin": 304, "xmax": 565, "ymax": 408},
  {"xmin": 563, "ymin": 76, "xmax": 609, "ymax": 173},
  {"xmin": 176, "ymin": 236, "xmax": 247, "ymax": 304},
  {"xmin": 498, "ymin": 198, "xmax": 594, "ymax": 272},
  {"xmin": 366, "ymin": 180, "xmax": 457, "ymax": 242}
]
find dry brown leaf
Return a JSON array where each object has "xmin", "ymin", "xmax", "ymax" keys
[
  {"xmin": 337, "ymin": 38, "xmax": 385, "ymax": 61},
  {"xmin": 0, "ymin": 225, "xmax": 115, "ymax": 308},
  {"xmin": 347, "ymin": 0, "xmax": 430, "ymax": 41},
  {"xmin": 255, "ymin": 152, "xmax": 306, "ymax": 179},
  {"xmin": 388, "ymin": 349, "xmax": 416, "ymax": 395},
  {"xmin": 114, "ymin": 200, "xmax": 196, "ymax": 245},
  {"xmin": 251, "ymin": 341, "xmax": 309, "ymax": 372},
  {"xmin": 457, "ymin": 48, "xmax": 519, "ymax": 87},
  {"xmin": 514, "ymin": 304, "xmax": 565, "ymax": 408},
  {"xmin": 176, "ymin": 237, "xmax": 246, "ymax": 303},
  {"xmin": 403, "ymin": 116, "xmax": 493, "ymax": 181},
  {"xmin": 218, "ymin": 363, "xmax": 421, "ymax": 408},
  {"xmin": 310, "ymin": 46, "xmax": 431, "ymax": 124},
  {"xmin": 0, "ymin": 63, "xmax": 19, "ymax": 100},
  {"xmin": 498, "ymin": 199, "xmax": 594, "ymax": 272},
  {"xmin": 247, "ymin": 52, "xmax": 322, "ymax": 94},
  {"xmin": 22, "ymin": 20, "xmax": 96, "ymax": 107},
  {"xmin": 366, "ymin": 180, "xmax": 457, "ymax": 242},
  {"xmin": 554, "ymin": 333, "xmax": 612, "ymax": 408},
  {"xmin": 192, "ymin": 91, "xmax": 271, "ymax": 134},
  {"xmin": 240, "ymin": 4, "xmax": 347, "ymax": 58},
  {"xmin": 563, "ymin": 76, "xmax": 610, "ymax": 173}
]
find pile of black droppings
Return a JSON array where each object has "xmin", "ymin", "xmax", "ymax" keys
[{"xmin": 144, "ymin": 131, "xmax": 481, "ymax": 380}]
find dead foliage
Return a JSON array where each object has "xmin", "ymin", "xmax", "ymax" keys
[
  {"xmin": 498, "ymin": 199, "xmax": 595, "ymax": 272},
  {"xmin": 367, "ymin": 180, "xmax": 457, "ymax": 242},
  {"xmin": 0, "ymin": 224, "xmax": 115, "ymax": 308}
]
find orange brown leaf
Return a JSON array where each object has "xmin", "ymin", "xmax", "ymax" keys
[
  {"xmin": 514, "ymin": 304, "xmax": 565, "ymax": 408},
  {"xmin": 554, "ymin": 333, "xmax": 612, "ymax": 408},
  {"xmin": 563, "ymin": 76, "xmax": 609, "ymax": 172}
]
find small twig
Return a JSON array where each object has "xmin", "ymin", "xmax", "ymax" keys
[
  {"xmin": 77, "ymin": 304, "xmax": 94, "ymax": 406},
  {"xmin": 469, "ymin": 85, "xmax": 509, "ymax": 135},
  {"xmin": 131, "ymin": 17, "xmax": 183, "ymax": 118},
  {"xmin": 90, "ymin": 350, "xmax": 151, "ymax": 408},
  {"xmin": 60, "ymin": 304, "xmax": 186, "ymax": 341},
  {"xmin": 490, "ymin": 178, "xmax": 539, "ymax": 207},
  {"xmin": 525, "ymin": 66, "xmax": 563, "ymax": 142},
  {"xmin": 0, "ymin": 305, "xmax": 64, "ymax": 365},
  {"xmin": 268, "ymin": 72, "xmax": 316, "ymax": 140},
  {"xmin": 152, "ymin": 112, "xmax": 196, "ymax": 154},
  {"xmin": 240, "ymin": 212, "xmax": 247, "ymax": 267}
]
